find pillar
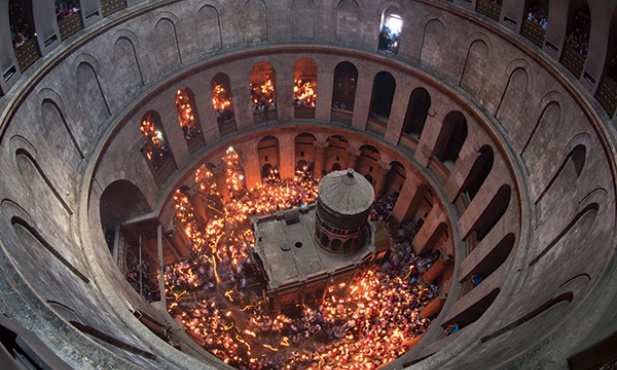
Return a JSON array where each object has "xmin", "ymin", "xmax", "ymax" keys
[
  {"xmin": 422, "ymin": 255, "xmax": 454, "ymax": 285},
  {"xmin": 373, "ymin": 161, "xmax": 392, "ymax": 196},
  {"xmin": 315, "ymin": 66, "xmax": 334, "ymax": 121},
  {"xmin": 212, "ymin": 162, "xmax": 229, "ymax": 201},
  {"xmin": 413, "ymin": 206, "xmax": 447, "ymax": 255},
  {"xmin": 415, "ymin": 115, "xmax": 443, "ymax": 168},
  {"xmin": 278, "ymin": 135, "xmax": 296, "ymax": 180},
  {"xmin": 231, "ymin": 81, "xmax": 252, "ymax": 131},
  {"xmin": 346, "ymin": 147, "xmax": 360, "ymax": 170},
  {"xmin": 392, "ymin": 176, "xmax": 425, "ymax": 225},
  {"xmin": 313, "ymin": 140, "xmax": 329, "ymax": 179},
  {"xmin": 420, "ymin": 295, "xmax": 445, "ymax": 319}
]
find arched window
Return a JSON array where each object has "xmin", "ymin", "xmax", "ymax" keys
[
  {"xmin": 437, "ymin": 111, "xmax": 468, "ymax": 166},
  {"xmin": 387, "ymin": 161, "xmax": 406, "ymax": 194},
  {"xmin": 561, "ymin": 1, "xmax": 590, "ymax": 78},
  {"xmin": 332, "ymin": 62, "xmax": 358, "ymax": 112},
  {"xmin": 211, "ymin": 73, "xmax": 236, "ymax": 135},
  {"xmin": 250, "ymin": 62, "xmax": 277, "ymax": 124},
  {"xmin": 378, "ymin": 7, "xmax": 402, "ymax": 54},
  {"xmin": 369, "ymin": 71, "xmax": 396, "ymax": 125},
  {"xmin": 295, "ymin": 133, "xmax": 316, "ymax": 173},
  {"xmin": 461, "ymin": 145, "xmax": 494, "ymax": 202},
  {"xmin": 258, "ymin": 136, "xmax": 280, "ymax": 182},
  {"xmin": 175, "ymin": 87, "xmax": 204, "ymax": 151},
  {"xmin": 474, "ymin": 185, "xmax": 511, "ymax": 241},
  {"xmin": 403, "ymin": 88, "xmax": 431, "ymax": 138},
  {"xmin": 294, "ymin": 58, "xmax": 318, "ymax": 119},
  {"xmin": 140, "ymin": 111, "xmax": 173, "ymax": 173}
]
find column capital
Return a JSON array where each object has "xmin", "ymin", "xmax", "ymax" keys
[
  {"xmin": 346, "ymin": 147, "xmax": 360, "ymax": 158},
  {"xmin": 313, "ymin": 140, "xmax": 329, "ymax": 152},
  {"xmin": 378, "ymin": 161, "xmax": 392, "ymax": 173}
]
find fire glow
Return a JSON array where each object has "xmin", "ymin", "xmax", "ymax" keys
[{"xmin": 163, "ymin": 148, "xmax": 439, "ymax": 369}]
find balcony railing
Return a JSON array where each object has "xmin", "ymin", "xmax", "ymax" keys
[
  {"xmin": 59, "ymin": 11, "xmax": 84, "ymax": 41},
  {"xmin": 476, "ymin": 0, "xmax": 501, "ymax": 21},
  {"xmin": 560, "ymin": 45, "xmax": 585, "ymax": 79},
  {"xmin": 596, "ymin": 77, "xmax": 617, "ymax": 117},
  {"xmin": 101, "ymin": 0, "xmax": 127, "ymax": 17},
  {"xmin": 15, "ymin": 38, "xmax": 41, "ymax": 73},
  {"xmin": 521, "ymin": 20, "xmax": 545, "ymax": 48}
]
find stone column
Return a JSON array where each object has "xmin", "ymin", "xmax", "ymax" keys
[
  {"xmin": 413, "ymin": 206, "xmax": 447, "ymax": 255},
  {"xmin": 422, "ymin": 255, "xmax": 454, "ymax": 285},
  {"xmin": 373, "ymin": 161, "xmax": 392, "ymax": 196},
  {"xmin": 313, "ymin": 140, "xmax": 329, "ymax": 179},
  {"xmin": 352, "ymin": 68, "xmax": 374, "ymax": 131},
  {"xmin": 415, "ymin": 115, "xmax": 442, "ymax": 168},
  {"xmin": 315, "ymin": 65, "xmax": 334, "ymax": 122},
  {"xmin": 278, "ymin": 134, "xmax": 296, "ymax": 180},
  {"xmin": 212, "ymin": 162, "xmax": 230, "ymax": 201},
  {"xmin": 346, "ymin": 147, "xmax": 360, "ymax": 170},
  {"xmin": 240, "ymin": 148, "xmax": 261, "ymax": 191},
  {"xmin": 420, "ymin": 294, "xmax": 446, "ymax": 319},
  {"xmin": 392, "ymin": 176, "xmax": 424, "ymax": 224},
  {"xmin": 231, "ymin": 80, "xmax": 252, "ymax": 131}
]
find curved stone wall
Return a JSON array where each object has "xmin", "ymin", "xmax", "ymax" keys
[{"xmin": 0, "ymin": 0, "xmax": 616, "ymax": 369}]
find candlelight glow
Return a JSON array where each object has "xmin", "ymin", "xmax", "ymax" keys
[{"xmin": 159, "ymin": 151, "xmax": 440, "ymax": 369}]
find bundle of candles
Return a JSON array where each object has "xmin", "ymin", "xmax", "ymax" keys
[{"xmin": 163, "ymin": 151, "xmax": 440, "ymax": 369}]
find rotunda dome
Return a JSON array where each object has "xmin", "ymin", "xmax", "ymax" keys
[{"xmin": 317, "ymin": 168, "xmax": 374, "ymax": 215}]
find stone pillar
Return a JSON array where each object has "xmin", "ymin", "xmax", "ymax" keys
[
  {"xmin": 231, "ymin": 81, "xmax": 252, "ymax": 131},
  {"xmin": 413, "ymin": 206, "xmax": 447, "ymax": 255},
  {"xmin": 346, "ymin": 147, "xmax": 360, "ymax": 170},
  {"xmin": 383, "ymin": 81, "xmax": 411, "ymax": 144},
  {"xmin": 33, "ymin": 1, "xmax": 62, "ymax": 55},
  {"xmin": 422, "ymin": 255, "xmax": 454, "ymax": 285},
  {"xmin": 0, "ymin": 10, "xmax": 19, "ymax": 95},
  {"xmin": 373, "ymin": 161, "xmax": 392, "ymax": 196},
  {"xmin": 415, "ymin": 115, "xmax": 442, "ymax": 168},
  {"xmin": 392, "ymin": 177, "xmax": 425, "ymax": 224},
  {"xmin": 278, "ymin": 135, "xmax": 296, "ymax": 180},
  {"xmin": 313, "ymin": 140, "xmax": 329, "ymax": 179},
  {"xmin": 420, "ymin": 294, "xmax": 445, "ymax": 319},
  {"xmin": 240, "ymin": 148, "xmax": 261, "ymax": 191},
  {"xmin": 315, "ymin": 66, "xmax": 334, "ymax": 122},
  {"xmin": 212, "ymin": 162, "xmax": 229, "ymax": 201},
  {"xmin": 192, "ymin": 74, "xmax": 220, "ymax": 146},
  {"xmin": 352, "ymin": 69, "xmax": 374, "ymax": 131},
  {"xmin": 275, "ymin": 64, "xmax": 294, "ymax": 121}
]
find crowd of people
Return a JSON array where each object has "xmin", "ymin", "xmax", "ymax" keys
[
  {"xmin": 126, "ymin": 249, "xmax": 161, "ymax": 302},
  {"xmin": 126, "ymin": 157, "xmax": 443, "ymax": 369},
  {"xmin": 56, "ymin": 0, "xmax": 80, "ymax": 22},
  {"xmin": 526, "ymin": 5, "xmax": 548, "ymax": 30},
  {"xmin": 565, "ymin": 15, "xmax": 590, "ymax": 57}
]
